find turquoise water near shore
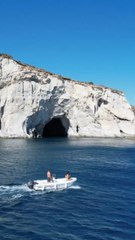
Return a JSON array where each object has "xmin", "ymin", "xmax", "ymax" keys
[{"xmin": 0, "ymin": 138, "xmax": 135, "ymax": 240}]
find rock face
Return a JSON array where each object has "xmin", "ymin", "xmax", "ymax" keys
[{"xmin": 0, "ymin": 54, "xmax": 135, "ymax": 138}]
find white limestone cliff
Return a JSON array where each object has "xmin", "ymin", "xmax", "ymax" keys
[{"xmin": 0, "ymin": 54, "xmax": 135, "ymax": 138}]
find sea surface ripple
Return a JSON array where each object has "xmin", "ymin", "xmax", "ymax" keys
[{"xmin": 0, "ymin": 138, "xmax": 135, "ymax": 240}]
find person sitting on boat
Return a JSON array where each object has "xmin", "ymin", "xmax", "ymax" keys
[
  {"xmin": 65, "ymin": 171, "xmax": 71, "ymax": 180},
  {"xmin": 47, "ymin": 170, "xmax": 53, "ymax": 182}
]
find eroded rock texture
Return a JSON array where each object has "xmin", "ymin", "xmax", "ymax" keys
[{"xmin": 0, "ymin": 54, "xmax": 135, "ymax": 138}]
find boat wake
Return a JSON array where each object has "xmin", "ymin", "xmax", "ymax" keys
[
  {"xmin": 69, "ymin": 185, "xmax": 81, "ymax": 189},
  {"xmin": 0, "ymin": 182, "xmax": 81, "ymax": 200},
  {"xmin": 0, "ymin": 184, "xmax": 28, "ymax": 191},
  {"xmin": 0, "ymin": 184, "xmax": 31, "ymax": 203},
  {"xmin": 0, "ymin": 184, "xmax": 30, "ymax": 194}
]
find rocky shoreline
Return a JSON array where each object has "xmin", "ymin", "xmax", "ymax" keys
[{"xmin": 0, "ymin": 54, "xmax": 135, "ymax": 138}]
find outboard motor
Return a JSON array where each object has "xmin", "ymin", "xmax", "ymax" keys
[{"xmin": 27, "ymin": 180, "xmax": 35, "ymax": 189}]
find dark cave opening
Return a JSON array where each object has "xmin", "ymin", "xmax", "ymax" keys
[{"xmin": 42, "ymin": 118, "xmax": 67, "ymax": 137}]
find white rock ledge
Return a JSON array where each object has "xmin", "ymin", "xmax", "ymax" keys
[{"xmin": 0, "ymin": 54, "xmax": 135, "ymax": 138}]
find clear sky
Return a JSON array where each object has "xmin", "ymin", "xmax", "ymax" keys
[{"xmin": 1, "ymin": 0, "xmax": 135, "ymax": 105}]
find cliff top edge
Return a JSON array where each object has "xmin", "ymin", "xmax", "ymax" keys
[{"xmin": 0, "ymin": 53, "xmax": 123, "ymax": 95}]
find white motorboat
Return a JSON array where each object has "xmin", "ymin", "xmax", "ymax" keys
[{"xmin": 28, "ymin": 177, "xmax": 77, "ymax": 191}]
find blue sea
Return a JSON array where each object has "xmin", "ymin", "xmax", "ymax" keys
[{"xmin": 0, "ymin": 138, "xmax": 135, "ymax": 240}]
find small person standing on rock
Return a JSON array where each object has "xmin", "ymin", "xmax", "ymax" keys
[{"xmin": 76, "ymin": 125, "xmax": 79, "ymax": 133}]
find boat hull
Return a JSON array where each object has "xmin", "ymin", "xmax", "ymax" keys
[{"xmin": 28, "ymin": 177, "xmax": 77, "ymax": 191}]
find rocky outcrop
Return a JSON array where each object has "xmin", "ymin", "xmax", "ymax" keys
[{"xmin": 0, "ymin": 54, "xmax": 135, "ymax": 138}]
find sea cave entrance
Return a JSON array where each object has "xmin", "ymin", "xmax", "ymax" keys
[{"xmin": 42, "ymin": 118, "xmax": 68, "ymax": 137}]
